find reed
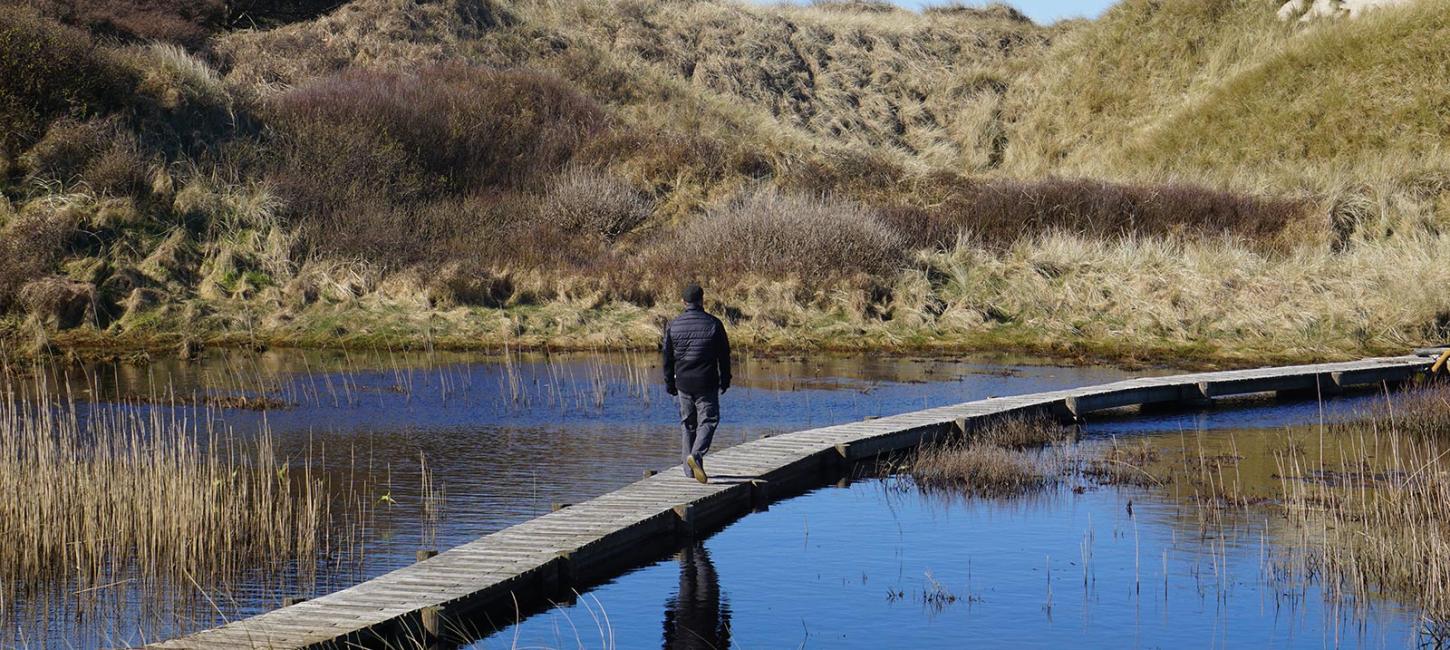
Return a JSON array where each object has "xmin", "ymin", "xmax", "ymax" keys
[
  {"xmin": 1274, "ymin": 385, "xmax": 1450, "ymax": 623},
  {"xmin": 0, "ymin": 364, "xmax": 349, "ymax": 625},
  {"xmin": 910, "ymin": 415, "xmax": 1069, "ymax": 497}
]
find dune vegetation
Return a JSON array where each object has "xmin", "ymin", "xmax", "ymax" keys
[{"xmin": 2, "ymin": 0, "xmax": 1449, "ymax": 365}]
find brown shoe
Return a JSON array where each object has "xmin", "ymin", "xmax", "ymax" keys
[{"xmin": 686, "ymin": 455, "xmax": 708, "ymax": 484}]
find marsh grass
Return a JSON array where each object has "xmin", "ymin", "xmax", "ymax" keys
[
  {"xmin": 0, "ymin": 367, "xmax": 345, "ymax": 601},
  {"xmin": 1271, "ymin": 386, "xmax": 1450, "ymax": 622},
  {"xmin": 0, "ymin": 357, "xmax": 467, "ymax": 641},
  {"xmin": 910, "ymin": 415, "xmax": 1071, "ymax": 498},
  {"xmin": 1058, "ymin": 385, "xmax": 1450, "ymax": 626}
]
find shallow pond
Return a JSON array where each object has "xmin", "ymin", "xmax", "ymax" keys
[
  {"xmin": 479, "ymin": 398, "xmax": 1437, "ymax": 649},
  {"xmin": 7, "ymin": 349, "xmax": 1157, "ymax": 647}
]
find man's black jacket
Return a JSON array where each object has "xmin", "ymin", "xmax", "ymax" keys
[{"xmin": 662, "ymin": 304, "xmax": 731, "ymax": 395}]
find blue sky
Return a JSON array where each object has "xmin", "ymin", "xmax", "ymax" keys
[{"xmin": 769, "ymin": 1, "xmax": 1118, "ymax": 23}]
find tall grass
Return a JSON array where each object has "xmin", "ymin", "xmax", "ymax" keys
[
  {"xmin": 0, "ymin": 366, "xmax": 345, "ymax": 609},
  {"xmin": 1274, "ymin": 386, "xmax": 1450, "ymax": 621},
  {"xmin": 911, "ymin": 415, "xmax": 1070, "ymax": 497}
]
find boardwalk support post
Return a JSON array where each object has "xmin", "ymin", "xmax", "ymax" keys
[
  {"xmin": 420, "ymin": 605, "xmax": 443, "ymax": 643},
  {"xmin": 673, "ymin": 504, "xmax": 696, "ymax": 537}
]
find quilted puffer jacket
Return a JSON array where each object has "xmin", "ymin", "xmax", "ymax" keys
[{"xmin": 661, "ymin": 304, "xmax": 732, "ymax": 394}]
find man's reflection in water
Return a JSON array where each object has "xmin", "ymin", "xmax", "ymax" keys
[{"xmin": 662, "ymin": 542, "xmax": 731, "ymax": 649}]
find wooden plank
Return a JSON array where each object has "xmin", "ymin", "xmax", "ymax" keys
[{"xmin": 153, "ymin": 353, "xmax": 1433, "ymax": 650}]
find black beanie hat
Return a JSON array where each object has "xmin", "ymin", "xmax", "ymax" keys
[{"xmin": 682, "ymin": 283, "xmax": 704, "ymax": 304}]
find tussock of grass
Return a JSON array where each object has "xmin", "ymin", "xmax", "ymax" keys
[
  {"xmin": 664, "ymin": 187, "xmax": 905, "ymax": 283},
  {"xmin": 911, "ymin": 415, "xmax": 1068, "ymax": 497},
  {"xmin": 912, "ymin": 441, "xmax": 1051, "ymax": 498}
]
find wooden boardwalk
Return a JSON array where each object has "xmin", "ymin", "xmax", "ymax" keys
[{"xmin": 153, "ymin": 351, "xmax": 1445, "ymax": 649}]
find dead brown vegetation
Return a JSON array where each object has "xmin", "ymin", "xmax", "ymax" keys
[
  {"xmin": 881, "ymin": 176, "xmax": 1310, "ymax": 250},
  {"xmin": 0, "ymin": 6, "xmax": 131, "ymax": 152},
  {"xmin": 664, "ymin": 188, "xmax": 906, "ymax": 283},
  {"xmin": 267, "ymin": 65, "xmax": 606, "ymax": 262}
]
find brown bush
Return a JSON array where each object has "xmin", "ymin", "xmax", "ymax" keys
[
  {"xmin": 0, "ymin": 210, "xmax": 77, "ymax": 312},
  {"xmin": 18, "ymin": 118, "xmax": 147, "ymax": 194},
  {"xmin": 538, "ymin": 167, "xmax": 653, "ymax": 242},
  {"xmin": 0, "ymin": 6, "xmax": 131, "ymax": 151},
  {"xmin": 18, "ymin": 0, "xmax": 342, "ymax": 45},
  {"xmin": 882, "ymin": 176, "xmax": 1309, "ymax": 250},
  {"xmin": 18, "ymin": 0, "xmax": 223, "ymax": 46},
  {"xmin": 663, "ymin": 188, "xmax": 906, "ymax": 283},
  {"xmin": 268, "ymin": 65, "xmax": 607, "ymax": 259}
]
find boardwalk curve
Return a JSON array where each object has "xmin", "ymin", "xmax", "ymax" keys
[{"xmin": 153, "ymin": 351, "xmax": 1445, "ymax": 649}]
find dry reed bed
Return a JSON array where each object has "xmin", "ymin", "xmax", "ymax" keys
[
  {"xmin": 0, "ymin": 366, "xmax": 348, "ymax": 617},
  {"xmin": 1274, "ymin": 387, "xmax": 1450, "ymax": 622},
  {"xmin": 909, "ymin": 415, "xmax": 1071, "ymax": 498}
]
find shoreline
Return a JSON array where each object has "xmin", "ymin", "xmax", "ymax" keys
[{"xmin": 22, "ymin": 325, "xmax": 1402, "ymax": 372}]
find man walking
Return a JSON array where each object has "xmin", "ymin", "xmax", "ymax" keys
[{"xmin": 662, "ymin": 283, "xmax": 731, "ymax": 484}]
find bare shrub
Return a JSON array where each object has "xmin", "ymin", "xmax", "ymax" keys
[
  {"xmin": 539, "ymin": 167, "xmax": 652, "ymax": 241},
  {"xmin": 665, "ymin": 188, "xmax": 906, "ymax": 283},
  {"xmin": 3, "ymin": 0, "xmax": 332, "ymax": 45},
  {"xmin": 268, "ymin": 65, "xmax": 607, "ymax": 260},
  {"xmin": 0, "ymin": 210, "xmax": 76, "ymax": 312},
  {"xmin": 0, "ymin": 7, "xmax": 131, "ymax": 151},
  {"xmin": 883, "ymin": 176, "xmax": 1309, "ymax": 249},
  {"xmin": 18, "ymin": 0, "xmax": 224, "ymax": 46}
]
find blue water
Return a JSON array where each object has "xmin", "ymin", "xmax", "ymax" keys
[
  {"xmin": 15, "ymin": 351, "xmax": 1154, "ymax": 647},
  {"xmin": 479, "ymin": 402, "xmax": 1429, "ymax": 649}
]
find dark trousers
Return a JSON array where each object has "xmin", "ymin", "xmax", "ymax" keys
[{"xmin": 676, "ymin": 390, "xmax": 720, "ymax": 468}]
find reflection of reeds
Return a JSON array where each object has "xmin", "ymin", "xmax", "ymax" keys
[{"xmin": 419, "ymin": 451, "xmax": 444, "ymax": 549}]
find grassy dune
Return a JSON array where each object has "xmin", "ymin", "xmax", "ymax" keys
[{"xmin": 2, "ymin": 0, "xmax": 1449, "ymax": 364}]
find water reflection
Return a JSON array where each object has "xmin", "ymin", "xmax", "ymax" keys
[
  {"xmin": 663, "ymin": 543, "xmax": 731, "ymax": 650},
  {"xmin": 8, "ymin": 350, "xmax": 1152, "ymax": 647},
  {"xmin": 487, "ymin": 401, "xmax": 1444, "ymax": 649}
]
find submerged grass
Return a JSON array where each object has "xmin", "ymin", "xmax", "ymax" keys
[{"xmin": 911, "ymin": 382, "xmax": 1450, "ymax": 625}]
